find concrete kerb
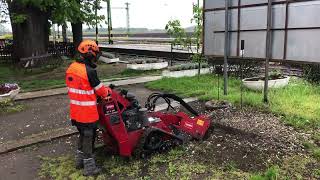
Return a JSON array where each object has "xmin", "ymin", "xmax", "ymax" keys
[
  {"xmin": 0, "ymin": 97, "xmax": 198, "ymax": 155},
  {"xmin": 15, "ymin": 76, "xmax": 163, "ymax": 101}
]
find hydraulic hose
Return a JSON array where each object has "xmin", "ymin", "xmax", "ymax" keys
[{"xmin": 145, "ymin": 93, "xmax": 199, "ymax": 116}]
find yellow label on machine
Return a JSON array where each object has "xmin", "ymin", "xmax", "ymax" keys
[{"xmin": 197, "ymin": 119, "xmax": 205, "ymax": 126}]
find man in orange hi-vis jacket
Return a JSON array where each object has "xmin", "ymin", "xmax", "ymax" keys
[{"xmin": 66, "ymin": 40, "xmax": 112, "ymax": 176}]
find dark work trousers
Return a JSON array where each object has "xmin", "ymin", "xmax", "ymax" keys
[{"xmin": 76, "ymin": 126, "xmax": 97, "ymax": 158}]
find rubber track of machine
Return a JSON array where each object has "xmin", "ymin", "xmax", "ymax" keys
[{"xmin": 133, "ymin": 127, "xmax": 160, "ymax": 159}]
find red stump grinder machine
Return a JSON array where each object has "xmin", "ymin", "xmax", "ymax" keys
[{"xmin": 98, "ymin": 85, "xmax": 211, "ymax": 157}]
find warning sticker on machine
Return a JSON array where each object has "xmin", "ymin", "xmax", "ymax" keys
[
  {"xmin": 197, "ymin": 120, "xmax": 205, "ymax": 126},
  {"xmin": 185, "ymin": 122, "xmax": 194, "ymax": 129}
]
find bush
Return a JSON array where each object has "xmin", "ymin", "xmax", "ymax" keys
[
  {"xmin": 130, "ymin": 58, "xmax": 164, "ymax": 64},
  {"xmin": 0, "ymin": 34, "xmax": 13, "ymax": 40},
  {"xmin": 303, "ymin": 64, "xmax": 320, "ymax": 84},
  {"xmin": 131, "ymin": 59, "xmax": 144, "ymax": 64},
  {"xmin": 168, "ymin": 63, "xmax": 209, "ymax": 72},
  {"xmin": 212, "ymin": 60, "xmax": 263, "ymax": 78},
  {"xmin": 0, "ymin": 99, "xmax": 25, "ymax": 114}
]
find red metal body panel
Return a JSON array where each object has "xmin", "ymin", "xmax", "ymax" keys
[
  {"xmin": 177, "ymin": 114, "xmax": 210, "ymax": 139},
  {"xmin": 149, "ymin": 112, "xmax": 210, "ymax": 139},
  {"xmin": 98, "ymin": 91, "xmax": 136, "ymax": 156},
  {"xmin": 98, "ymin": 89, "xmax": 211, "ymax": 157}
]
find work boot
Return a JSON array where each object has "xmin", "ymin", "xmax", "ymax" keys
[
  {"xmin": 75, "ymin": 150, "xmax": 85, "ymax": 169},
  {"xmin": 83, "ymin": 158, "xmax": 102, "ymax": 176}
]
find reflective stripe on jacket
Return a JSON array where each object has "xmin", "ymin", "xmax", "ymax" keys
[{"xmin": 66, "ymin": 61, "xmax": 108, "ymax": 123}]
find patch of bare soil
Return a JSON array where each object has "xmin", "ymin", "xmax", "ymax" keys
[
  {"xmin": 212, "ymin": 106, "xmax": 307, "ymax": 155},
  {"xmin": 177, "ymin": 101, "xmax": 310, "ymax": 171}
]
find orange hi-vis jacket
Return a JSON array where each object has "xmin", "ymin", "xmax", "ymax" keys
[{"xmin": 66, "ymin": 61, "xmax": 108, "ymax": 123}]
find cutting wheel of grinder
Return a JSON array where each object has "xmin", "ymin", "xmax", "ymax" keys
[{"xmin": 144, "ymin": 131, "xmax": 163, "ymax": 151}]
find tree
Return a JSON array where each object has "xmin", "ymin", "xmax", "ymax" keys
[
  {"xmin": 1, "ymin": 0, "xmax": 106, "ymax": 62},
  {"xmin": 7, "ymin": 0, "xmax": 51, "ymax": 62},
  {"xmin": 191, "ymin": 2, "xmax": 203, "ymax": 77},
  {"xmin": 51, "ymin": 0, "xmax": 105, "ymax": 51},
  {"xmin": 165, "ymin": 2, "xmax": 204, "ymax": 77},
  {"xmin": 61, "ymin": 23, "xmax": 67, "ymax": 43},
  {"xmin": 70, "ymin": 0, "xmax": 83, "ymax": 50}
]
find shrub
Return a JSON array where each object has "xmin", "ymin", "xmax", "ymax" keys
[
  {"xmin": 0, "ymin": 99, "xmax": 25, "ymax": 114},
  {"xmin": 131, "ymin": 60, "xmax": 144, "ymax": 64},
  {"xmin": 212, "ymin": 60, "xmax": 263, "ymax": 78},
  {"xmin": 130, "ymin": 58, "xmax": 164, "ymax": 64},
  {"xmin": 168, "ymin": 63, "xmax": 209, "ymax": 72},
  {"xmin": 303, "ymin": 64, "xmax": 320, "ymax": 84}
]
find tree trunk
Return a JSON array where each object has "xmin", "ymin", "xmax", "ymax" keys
[
  {"xmin": 62, "ymin": 24, "xmax": 67, "ymax": 43},
  {"xmin": 9, "ymin": 1, "xmax": 49, "ymax": 63},
  {"xmin": 71, "ymin": 22, "xmax": 82, "ymax": 52},
  {"xmin": 70, "ymin": 0, "xmax": 82, "ymax": 55}
]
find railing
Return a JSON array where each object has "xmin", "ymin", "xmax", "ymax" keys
[
  {"xmin": 48, "ymin": 42, "xmax": 74, "ymax": 57},
  {"xmin": 20, "ymin": 54, "xmax": 63, "ymax": 70},
  {"xmin": 0, "ymin": 41, "xmax": 74, "ymax": 63}
]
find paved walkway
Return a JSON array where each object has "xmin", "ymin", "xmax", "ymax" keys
[
  {"xmin": 2, "ymin": 75, "xmax": 199, "ymax": 154},
  {"xmin": 0, "ymin": 96, "xmax": 198, "ymax": 155},
  {"xmin": 16, "ymin": 76, "xmax": 162, "ymax": 100}
]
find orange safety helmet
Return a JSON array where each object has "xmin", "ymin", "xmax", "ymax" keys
[{"xmin": 78, "ymin": 40, "xmax": 100, "ymax": 57}]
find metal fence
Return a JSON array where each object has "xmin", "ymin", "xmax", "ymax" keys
[
  {"xmin": 0, "ymin": 41, "xmax": 74, "ymax": 63},
  {"xmin": 203, "ymin": 0, "xmax": 320, "ymax": 63}
]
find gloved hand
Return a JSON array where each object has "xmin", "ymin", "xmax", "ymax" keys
[{"xmin": 109, "ymin": 84, "xmax": 116, "ymax": 89}]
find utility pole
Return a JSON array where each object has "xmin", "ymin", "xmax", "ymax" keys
[
  {"xmin": 224, "ymin": 0, "xmax": 230, "ymax": 95},
  {"xmin": 53, "ymin": 24, "xmax": 56, "ymax": 47},
  {"xmin": 107, "ymin": 0, "xmax": 113, "ymax": 44},
  {"xmin": 125, "ymin": 2, "xmax": 130, "ymax": 36},
  {"xmin": 95, "ymin": 0, "xmax": 99, "ymax": 44},
  {"xmin": 196, "ymin": 0, "xmax": 201, "ymax": 76},
  {"xmin": 113, "ymin": 3, "xmax": 130, "ymax": 37},
  {"xmin": 264, "ymin": 0, "xmax": 273, "ymax": 103},
  {"xmin": 196, "ymin": 0, "xmax": 200, "ymax": 53},
  {"xmin": 57, "ymin": 25, "xmax": 60, "ymax": 40}
]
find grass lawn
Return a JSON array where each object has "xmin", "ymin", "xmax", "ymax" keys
[
  {"xmin": 146, "ymin": 74, "xmax": 320, "ymax": 130},
  {"xmin": 39, "ymin": 146, "xmax": 319, "ymax": 180},
  {"xmin": 0, "ymin": 61, "xmax": 161, "ymax": 92}
]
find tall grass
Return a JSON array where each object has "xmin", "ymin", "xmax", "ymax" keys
[{"xmin": 146, "ymin": 75, "xmax": 320, "ymax": 129}]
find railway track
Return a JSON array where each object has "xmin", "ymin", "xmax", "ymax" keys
[
  {"xmin": 99, "ymin": 45, "xmax": 303, "ymax": 76},
  {"xmin": 100, "ymin": 44, "xmax": 193, "ymax": 63}
]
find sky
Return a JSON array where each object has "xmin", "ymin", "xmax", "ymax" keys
[
  {"xmin": 1, "ymin": 0, "xmax": 202, "ymax": 31},
  {"xmin": 106, "ymin": 0, "xmax": 202, "ymax": 29}
]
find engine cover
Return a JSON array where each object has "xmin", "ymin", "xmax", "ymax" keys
[{"xmin": 122, "ymin": 108, "xmax": 144, "ymax": 132}]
